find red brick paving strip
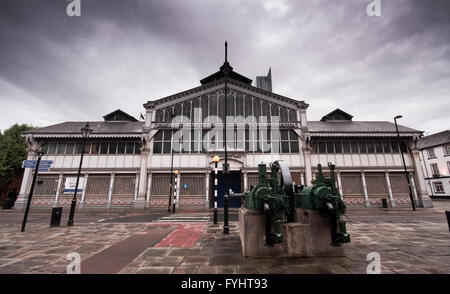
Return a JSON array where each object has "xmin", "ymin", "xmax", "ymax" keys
[
  {"xmin": 80, "ymin": 227, "xmax": 174, "ymax": 274},
  {"xmin": 155, "ymin": 224, "xmax": 206, "ymax": 247}
]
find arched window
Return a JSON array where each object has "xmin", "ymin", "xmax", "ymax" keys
[
  {"xmin": 244, "ymin": 95, "xmax": 253, "ymax": 117},
  {"xmin": 280, "ymin": 107, "xmax": 288, "ymax": 122},
  {"xmin": 288, "ymin": 109, "xmax": 297, "ymax": 122},
  {"xmin": 227, "ymin": 95, "xmax": 235, "ymax": 119},
  {"xmin": 192, "ymin": 97, "xmax": 200, "ymax": 122},
  {"xmin": 155, "ymin": 109, "xmax": 164, "ymax": 122},
  {"xmin": 253, "ymin": 98, "xmax": 261, "ymax": 118},
  {"xmin": 271, "ymin": 103, "xmax": 279, "ymax": 117},
  {"xmin": 164, "ymin": 107, "xmax": 172, "ymax": 123},
  {"xmin": 183, "ymin": 101, "xmax": 191, "ymax": 120},
  {"xmin": 262, "ymin": 100, "xmax": 270, "ymax": 121},
  {"xmin": 174, "ymin": 103, "xmax": 182, "ymax": 117},
  {"xmin": 209, "ymin": 92, "xmax": 218, "ymax": 118},
  {"xmin": 235, "ymin": 92, "xmax": 244, "ymax": 117},
  {"xmin": 201, "ymin": 95, "xmax": 209, "ymax": 120}
]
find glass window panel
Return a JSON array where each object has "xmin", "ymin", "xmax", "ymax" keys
[
  {"xmin": 375, "ymin": 142, "xmax": 383, "ymax": 153},
  {"xmin": 281, "ymin": 141, "xmax": 290, "ymax": 153},
  {"xmin": 126, "ymin": 142, "xmax": 134, "ymax": 154},
  {"xmin": 209, "ymin": 92, "xmax": 218, "ymax": 117},
  {"xmin": 271, "ymin": 141, "xmax": 280, "ymax": 153},
  {"xmin": 334, "ymin": 142, "xmax": 342, "ymax": 153},
  {"xmin": 235, "ymin": 93, "xmax": 243, "ymax": 117},
  {"xmin": 342, "ymin": 142, "xmax": 351, "ymax": 153},
  {"xmin": 280, "ymin": 107, "xmax": 288, "ymax": 122},
  {"xmin": 48, "ymin": 143, "xmax": 57, "ymax": 154},
  {"xmin": 66, "ymin": 143, "xmax": 75, "ymax": 154},
  {"xmin": 262, "ymin": 101, "xmax": 270, "ymax": 121},
  {"xmin": 74, "ymin": 143, "xmax": 82, "ymax": 154},
  {"xmin": 108, "ymin": 143, "xmax": 117, "ymax": 154},
  {"xmin": 84, "ymin": 143, "xmax": 91, "ymax": 154},
  {"xmin": 311, "ymin": 142, "xmax": 318, "ymax": 153},
  {"xmin": 326, "ymin": 142, "xmax": 334, "ymax": 154},
  {"xmin": 253, "ymin": 98, "xmax": 260, "ymax": 118},
  {"xmin": 281, "ymin": 130, "xmax": 289, "ymax": 140},
  {"xmin": 99, "ymin": 143, "xmax": 108, "ymax": 154},
  {"xmin": 117, "ymin": 143, "xmax": 126, "ymax": 154},
  {"xmin": 91, "ymin": 143, "xmax": 99, "ymax": 155},
  {"xmin": 174, "ymin": 103, "xmax": 182, "ymax": 117},
  {"xmin": 228, "ymin": 95, "xmax": 235, "ymax": 118},
  {"xmin": 40, "ymin": 143, "xmax": 49, "ymax": 154},
  {"xmin": 318, "ymin": 142, "xmax": 326, "ymax": 153},
  {"xmin": 154, "ymin": 131, "xmax": 163, "ymax": 141},
  {"xmin": 164, "ymin": 130, "xmax": 172, "ymax": 141},
  {"xmin": 244, "ymin": 95, "xmax": 253, "ymax": 117},
  {"xmin": 163, "ymin": 142, "xmax": 172, "ymax": 154},
  {"xmin": 135, "ymin": 143, "xmax": 141, "ymax": 154},
  {"xmin": 391, "ymin": 142, "xmax": 399, "ymax": 153},
  {"xmin": 155, "ymin": 109, "xmax": 164, "ymax": 122},
  {"xmin": 270, "ymin": 104, "xmax": 279, "ymax": 117},
  {"xmin": 288, "ymin": 109, "xmax": 297, "ymax": 122},
  {"xmin": 56, "ymin": 143, "xmax": 66, "ymax": 154},
  {"xmin": 290, "ymin": 141, "xmax": 299, "ymax": 153},
  {"xmin": 183, "ymin": 101, "xmax": 191, "ymax": 120},
  {"xmin": 350, "ymin": 142, "xmax": 359, "ymax": 154},
  {"xmin": 164, "ymin": 107, "xmax": 172, "ymax": 123},
  {"xmin": 400, "ymin": 142, "xmax": 407, "ymax": 153},
  {"xmin": 153, "ymin": 141, "xmax": 162, "ymax": 154},
  {"xmin": 367, "ymin": 142, "xmax": 375, "ymax": 153},
  {"xmin": 201, "ymin": 95, "xmax": 209, "ymax": 120},
  {"xmin": 359, "ymin": 142, "xmax": 367, "ymax": 153},
  {"xmin": 383, "ymin": 142, "xmax": 391, "ymax": 153}
]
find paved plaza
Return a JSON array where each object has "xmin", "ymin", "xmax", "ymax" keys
[{"xmin": 0, "ymin": 201, "xmax": 449, "ymax": 274}]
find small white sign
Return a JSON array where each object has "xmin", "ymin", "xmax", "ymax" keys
[{"xmin": 64, "ymin": 177, "xmax": 85, "ymax": 194}]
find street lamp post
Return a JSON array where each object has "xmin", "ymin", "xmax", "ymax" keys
[
  {"xmin": 394, "ymin": 115, "xmax": 416, "ymax": 211},
  {"xmin": 222, "ymin": 41, "xmax": 230, "ymax": 234},
  {"xmin": 213, "ymin": 155, "xmax": 220, "ymax": 224},
  {"xmin": 67, "ymin": 122, "xmax": 92, "ymax": 226}
]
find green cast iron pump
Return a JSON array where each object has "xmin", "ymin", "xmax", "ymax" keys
[
  {"xmin": 243, "ymin": 161, "xmax": 350, "ymax": 247},
  {"xmin": 297, "ymin": 163, "xmax": 351, "ymax": 246}
]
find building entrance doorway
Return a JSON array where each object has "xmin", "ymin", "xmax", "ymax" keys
[{"xmin": 211, "ymin": 171, "xmax": 242, "ymax": 208}]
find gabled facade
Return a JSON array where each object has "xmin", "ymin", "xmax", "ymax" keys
[
  {"xmin": 14, "ymin": 62, "xmax": 433, "ymax": 211},
  {"xmin": 418, "ymin": 130, "xmax": 450, "ymax": 198}
]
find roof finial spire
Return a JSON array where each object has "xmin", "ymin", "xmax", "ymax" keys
[{"xmin": 225, "ymin": 41, "xmax": 228, "ymax": 63}]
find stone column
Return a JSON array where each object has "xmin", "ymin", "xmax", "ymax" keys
[
  {"xmin": 361, "ymin": 171, "xmax": 370, "ymax": 207},
  {"xmin": 146, "ymin": 173, "xmax": 152, "ymax": 208},
  {"xmin": 385, "ymin": 171, "xmax": 396, "ymax": 208},
  {"xmin": 106, "ymin": 173, "xmax": 115, "ymax": 209},
  {"xmin": 336, "ymin": 171, "xmax": 344, "ymax": 199},
  {"xmin": 243, "ymin": 171, "xmax": 248, "ymax": 191},
  {"xmin": 304, "ymin": 149, "xmax": 312, "ymax": 185},
  {"xmin": 134, "ymin": 148, "xmax": 149, "ymax": 209},
  {"xmin": 14, "ymin": 137, "xmax": 40, "ymax": 210},
  {"xmin": 53, "ymin": 173, "xmax": 64, "ymax": 208},
  {"xmin": 410, "ymin": 148, "xmax": 433, "ymax": 208},
  {"xmin": 79, "ymin": 173, "xmax": 88, "ymax": 209}
]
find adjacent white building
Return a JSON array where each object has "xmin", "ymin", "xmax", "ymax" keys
[
  {"xmin": 14, "ymin": 61, "xmax": 433, "ymax": 210},
  {"xmin": 418, "ymin": 130, "xmax": 450, "ymax": 198}
]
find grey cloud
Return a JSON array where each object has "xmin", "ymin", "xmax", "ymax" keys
[{"xmin": 0, "ymin": 0, "xmax": 449, "ymax": 135}]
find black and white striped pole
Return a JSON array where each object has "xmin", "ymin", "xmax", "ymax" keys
[
  {"xmin": 213, "ymin": 156, "xmax": 220, "ymax": 224},
  {"xmin": 173, "ymin": 170, "xmax": 179, "ymax": 214}
]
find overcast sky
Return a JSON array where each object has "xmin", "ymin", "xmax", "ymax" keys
[{"xmin": 0, "ymin": 0, "xmax": 449, "ymax": 135}]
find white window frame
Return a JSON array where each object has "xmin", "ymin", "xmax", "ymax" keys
[
  {"xmin": 427, "ymin": 148, "xmax": 436, "ymax": 158},
  {"xmin": 433, "ymin": 182, "xmax": 444, "ymax": 193},
  {"xmin": 431, "ymin": 163, "xmax": 439, "ymax": 176}
]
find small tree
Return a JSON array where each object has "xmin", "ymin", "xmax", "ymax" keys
[{"xmin": 0, "ymin": 123, "xmax": 34, "ymax": 195}]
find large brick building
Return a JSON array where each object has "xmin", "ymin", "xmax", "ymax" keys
[{"xmin": 14, "ymin": 61, "xmax": 433, "ymax": 210}]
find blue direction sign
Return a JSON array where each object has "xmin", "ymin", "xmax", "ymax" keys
[{"xmin": 22, "ymin": 160, "xmax": 53, "ymax": 169}]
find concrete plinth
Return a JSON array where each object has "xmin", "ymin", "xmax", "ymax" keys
[{"xmin": 239, "ymin": 207, "xmax": 345, "ymax": 258}]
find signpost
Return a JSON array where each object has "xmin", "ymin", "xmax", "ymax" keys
[{"xmin": 21, "ymin": 154, "xmax": 49, "ymax": 232}]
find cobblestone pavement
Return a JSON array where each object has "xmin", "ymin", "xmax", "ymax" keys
[{"xmin": 0, "ymin": 202, "xmax": 449, "ymax": 274}]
